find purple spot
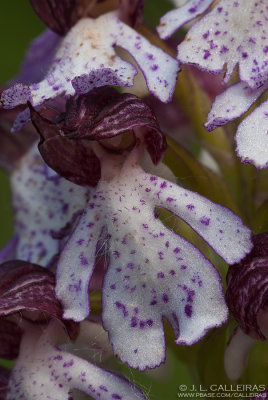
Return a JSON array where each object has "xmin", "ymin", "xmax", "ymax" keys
[
  {"xmin": 157, "ymin": 272, "xmax": 165, "ymax": 278},
  {"xmin": 151, "ymin": 64, "xmax": 158, "ymax": 71},
  {"xmin": 99, "ymin": 386, "xmax": 108, "ymax": 392},
  {"xmin": 110, "ymin": 284, "xmax": 116, "ymax": 290},
  {"xmin": 115, "ymin": 301, "xmax": 128, "ymax": 317},
  {"xmin": 112, "ymin": 395, "xmax": 122, "ymax": 400},
  {"xmin": 150, "ymin": 299, "xmax": 157, "ymax": 305},
  {"xmin": 158, "ymin": 251, "xmax": 164, "ymax": 260},
  {"xmin": 113, "ymin": 250, "xmax": 120, "ymax": 259},
  {"xmin": 63, "ymin": 360, "xmax": 74, "ymax": 368},
  {"xmin": 166, "ymin": 197, "xmax": 174, "ymax": 202},
  {"xmin": 203, "ymin": 50, "xmax": 211, "ymax": 59},
  {"xmin": 173, "ymin": 247, "xmax": 180, "ymax": 254},
  {"xmin": 147, "ymin": 319, "xmax": 153, "ymax": 327},
  {"xmin": 169, "ymin": 269, "xmax": 175, "ymax": 275},
  {"xmin": 160, "ymin": 181, "xmax": 167, "ymax": 189},
  {"xmin": 200, "ymin": 216, "xmax": 210, "ymax": 226},
  {"xmin": 127, "ymin": 262, "xmax": 134, "ymax": 269},
  {"xmin": 134, "ymin": 348, "xmax": 138, "ymax": 353},
  {"xmin": 131, "ymin": 317, "xmax": 138, "ymax": 327},
  {"xmin": 186, "ymin": 204, "xmax": 195, "ymax": 210},
  {"xmin": 185, "ymin": 304, "xmax": 192, "ymax": 317},
  {"xmin": 162, "ymin": 293, "xmax": 169, "ymax": 303},
  {"xmin": 203, "ymin": 31, "xmax": 209, "ymax": 39}
]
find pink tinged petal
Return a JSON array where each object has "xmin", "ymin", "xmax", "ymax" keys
[
  {"xmin": 7, "ymin": 322, "xmax": 146, "ymax": 400},
  {"xmin": 1, "ymin": 12, "xmax": 179, "ymax": 120},
  {"xmin": 235, "ymin": 99, "xmax": 268, "ymax": 169},
  {"xmin": 224, "ymin": 327, "xmax": 257, "ymax": 380},
  {"xmin": 56, "ymin": 204, "xmax": 106, "ymax": 321},
  {"xmin": 148, "ymin": 173, "xmax": 252, "ymax": 264},
  {"xmin": 177, "ymin": 0, "xmax": 268, "ymax": 88},
  {"xmin": 0, "ymin": 319, "xmax": 22, "ymax": 359},
  {"xmin": 11, "ymin": 144, "xmax": 88, "ymax": 266},
  {"xmin": 157, "ymin": 0, "xmax": 214, "ymax": 39},
  {"xmin": 205, "ymin": 82, "xmax": 268, "ymax": 131}
]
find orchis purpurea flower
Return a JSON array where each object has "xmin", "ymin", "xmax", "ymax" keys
[
  {"xmin": 0, "ymin": 0, "xmax": 179, "ymax": 133},
  {"xmin": 158, "ymin": 0, "xmax": 268, "ymax": 168},
  {"xmin": 25, "ymin": 87, "xmax": 253, "ymax": 370},
  {"xmin": 0, "ymin": 260, "xmax": 146, "ymax": 400},
  {"xmin": 224, "ymin": 233, "xmax": 268, "ymax": 380}
]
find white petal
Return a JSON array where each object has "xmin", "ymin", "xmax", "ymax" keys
[
  {"xmin": 146, "ymin": 172, "xmax": 252, "ymax": 264},
  {"xmin": 7, "ymin": 322, "xmax": 146, "ymax": 400},
  {"xmin": 205, "ymin": 82, "xmax": 268, "ymax": 131},
  {"xmin": 1, "ymin": 12, "xmax": 179, "ymax": 125},
  {"xmin": 157, "ymin": 0, "xmax": 214, "ymax": 39},
  {"xmin": 177, "ymin": 0, "xmax": 268, "ymax": 88},
  {"xmin": 236, "ymin": 99, "xmax": 268, "ymax": 169},
  {"xmin": 11, "ymin": 144, "xmax": 88, "ymax": 267}
]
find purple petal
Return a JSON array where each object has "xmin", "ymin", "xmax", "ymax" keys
[
  {"xmin": 235, "ymin": 99, "xmax": 268, "ymax": 169},
  {"xmin": 29, "ymin": 0, "xmax": 78, "ymax": 35},
  {"xmin": 29, "ymin": 105, "xmax": 102, "ymax": 187},
  {"xmin": 176, "ymin": 0, "xmax": 268, "ymax": 88},
  {"xmin": 158, "ymin": 0, "xmax": 214, "ymax": 39},
  {"xmin": 0, "ymin": 319, "xmax": 22, "ymax": 359},
  {"xmin": 11, "ymin": 144, "xmax": 88, "ymax": 266},
  {"xmin": 0, "ymin": 236, "xmax": 18, "ymax": 264},
  {"xmin": 0, "ymin": 260, "xmax": 62, "ymax": 319},
  {"xmin": 63, "ymin": 88, "xmax": 167, "ymax": 164},
  {"xmin": 119, "ymin": 0, "xmax": 145, "ymax": 27},
  {"xmin": 1, "ymin": 12, "xmax": 179, "ymax": 123},
  {"xmin": 226, "ymin": 233, "xmax": 268, "ymax": 339},
  {"xmin": 224, "ymin": 327, "xmax": 257, "ymax": 380},
  {"xmin": 7, "ymin": 321, "xmax": 146, "ymax": 400},
  {"xmin": 205, "ymin": 82, "xmax": 268, "ymax": 132},
  {"xmin": 16, "ymin": 30, "xmax": 61, "ymax": 85},
  {"xmin": 56, "ymin": 162, "xmax": 230, "ymax": 369}
]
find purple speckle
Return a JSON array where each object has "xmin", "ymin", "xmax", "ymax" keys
[
  {"xmin": 186, "ymin": 204, "xmax": 195, "ymax": 210},
  {"xmin": 162, "ymin": 293, "xmax": 169, "ymax": 303},
  {"xmin": 131, "ymin": 316, "xmax": 138, "ymax": 327},
  {"xmin": 157, "ymin": 272, "xmax": 165, "ymax": 279},
  {"xmin": 110, "ymin": 284, "xmax": 116, "ymax": 290},
  {"xmin": 160, "ymin": 181, "xmax": 167, "ymax": 189},
  {"xmin": 151, "ymin": 64, "xmax": 159, "ymax": 71},
  {"xmin": 200, "ymin": 216, "xmax": 210, "ymax": 226},
  {"xmin": 115, "ymin": 301, "xmax": 128, "ymax": 317},
  {"xmin": 185, "ymin": 304, "xmax": 192, "ymax": 317},
  {"xmin": 147, "ymin": 319, "xmax": 153, "ymax": 327},
  {"xmin": 173, "ymin": 247, "xmax": 180, "ymax": 254},
  {"xmin": 203, "ymin": 49, "xmax": 211, "ymax": 59},
  {"xmin": 112, "ymin": 395, "xmax": 122, "ymax": 400},
  {"xmin": 63, "ymin": 359, "xmax": 74, "ymax": 368},
  {"xmin": 99, "ymin": 386, "xmax": 108, "ymax": 392}
]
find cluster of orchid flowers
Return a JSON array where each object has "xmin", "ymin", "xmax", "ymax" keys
[{"xmin": 0, "ymin": 0, "xmax": 267, "ymax": 399}]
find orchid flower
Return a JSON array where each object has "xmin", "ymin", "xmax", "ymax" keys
[
  {"xmin": 0, "ymin": 259, "xmax": 146, "ymax": 400},
  {"xmin": 158, "ymin": 0, "xmax": 268, "ymax": 168},
  {"xmin": 0, "ymin": 0, "xmax": 179, "ymax": 132},
  {"xmin": 224, "ymin": 233, "xmax": 268, "ymax": 380},
  {"xmin": 18, "ymin": 86, "xmax": 251, "ymax": 371}
]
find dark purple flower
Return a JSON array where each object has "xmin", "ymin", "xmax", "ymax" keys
[
  {"xmin": 0, "ymin": 260, "xmax": 78, "ymax": 340},
  {"xmin": 226, "ymin": 233, "xmax": 268, "ymax": 340},
  {"xmin": 28, "ymin": 87, "xmax": 167, "ymax": 186}
]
